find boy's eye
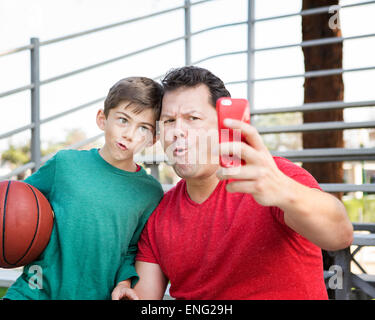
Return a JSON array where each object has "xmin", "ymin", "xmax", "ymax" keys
[
  {"xmin": 138, "ymin": 126, "xmax": 151, "ymax": 135},
  {"xmin": 119, "ymin": 117, "xmax": 128, "ymax": 124}
]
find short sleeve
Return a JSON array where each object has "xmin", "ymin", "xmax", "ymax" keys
[
  {"xmin": 271, "ymin": 158, "xmax": 322, "ymax": 228},
  {"xmin": 135, "ymin": 216, "xmax": 159, "ymax": 264},
  {"xmin": 24, "ymin": 154, "xmax": 57, "ymax": 200}
]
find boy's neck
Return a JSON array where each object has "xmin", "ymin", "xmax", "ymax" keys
[{"xmin": 98, "ymin": 146, "xmax": 138, "ymax": 172}]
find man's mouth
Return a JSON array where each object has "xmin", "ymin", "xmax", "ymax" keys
[{"xmin": 117, "ymin": 142, "xmax": 128, "ymax": 151}]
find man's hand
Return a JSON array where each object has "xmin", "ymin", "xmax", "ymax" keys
[
  {"xmin": 216, "ymin": 118, "xmax": 288, "ymax": 207},
  {"xmin": 112, "ymin": 280, "xmax": 139, "ymax": 300},
  {"xmin": 216, "ymin": 118, "xmax": 353, "ymax": 251}
]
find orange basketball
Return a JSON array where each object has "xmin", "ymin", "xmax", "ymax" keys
[{"xmin": 0, "ymin": 180, "xmax": 54, "ymax": 268}]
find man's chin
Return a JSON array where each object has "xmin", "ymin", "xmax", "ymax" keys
[{"xmin": 173, "ymin": 163, "xmax": 200, "ymax": 179}]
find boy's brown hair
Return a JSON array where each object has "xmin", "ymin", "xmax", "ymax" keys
[{"xmin": 104, "ymin": 77, "xmax": 163, "ymax": 120}]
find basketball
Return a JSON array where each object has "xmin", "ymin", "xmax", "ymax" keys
[{"xmin": 0, "ymin": 180, "xmax": 54, "ymax": 268}]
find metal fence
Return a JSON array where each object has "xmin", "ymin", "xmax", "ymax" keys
[
  {"xmin": 1, "ymin": 0, "xmax": 375, "ymax": 194},
  {"xmin": 1, "ymin": 0, "xmax": 375, "ymax": 300}
]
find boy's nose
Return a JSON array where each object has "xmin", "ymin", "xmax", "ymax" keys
[{"xmin": 122, "ymin": 125, "xmax": 136, "ymax": 141}]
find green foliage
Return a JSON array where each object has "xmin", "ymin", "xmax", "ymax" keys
[
  {"xmin": 343, "ymin": 195, "xmax": 375, "ymax": 222},
  {"xmin": 1, "ymin": 144, "xmax": 30, "ymax": 165},
  {"xmin": 0, "ymin": 287, "xmax": 8, "ymax": 298}
]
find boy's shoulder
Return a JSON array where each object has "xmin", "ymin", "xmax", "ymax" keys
[
  {"xmin": 137, "ymin": 169, "xmax": 164, "ymax": 194},
  {"xmin": 54, "ymin": 148, "xmax": 93, "ymax": 160}
]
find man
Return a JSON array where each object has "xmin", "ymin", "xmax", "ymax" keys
[{"xmin": 122, "ymin": 66, "xmax": 353, "ymax": 300}]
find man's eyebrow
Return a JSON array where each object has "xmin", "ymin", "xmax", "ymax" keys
[{"xmin": 161, "ymin": 110, "xmax": 201, "ymax": 117}]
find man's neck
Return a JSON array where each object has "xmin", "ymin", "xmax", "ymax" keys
[{"xmin": 185, "ymin": 174, "xmax": 221, "ymax": 204}]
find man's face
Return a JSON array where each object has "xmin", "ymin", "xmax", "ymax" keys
[
  {"xmin": 97, "ymin": 102, "xmax": 155, "ymax": 167},
  {"xmin": 159, "ymin": 84, "xmax": 220, "ymax": 179}
]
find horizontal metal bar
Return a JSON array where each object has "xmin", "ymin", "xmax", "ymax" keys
[
  {"xmin": 189, "ymin": 0, "xmax": 216, "ymax": 6},
  {"xmin": 258, "ymin": 120, "xmax": 375, "ymax": 134},
  {"xmin": 225, "ymin": 80, "xmax": 247, "ymax": 86},
  {"xmin": 253, "ymin": 65, "xmax": 375, "ymax": 82},
  {"xmin": 0, "ymin": 123, "xmax": 35, "ymax": 140},
  {"xmin": 40, "ymin": 36, "xmax": 185, "ymax": 85},
  {"xmin": 0, "ymin": 84, "xmax": 34, "ymax": 99},
  {"xmin": 254, "ymin": 1, "xmax": 375, "ymax": 23},
  {"xmin": 320, "ymin": 183, "xmax": 375, "ymax": 193},
  {"xmin": 0, "ymin": 97, "xmax": 105, "ymax": 140},
  {"xmin": 254, "ymin": 33, "xmax": 375, "ymax": 52},
  {"xmin": 0, "ymin": 44, "xmax": 34, "ymax": 58},
  {"xmin": 192, "ymin": 50, "xmax": 247, "ymax": 65},
  {"xmin": 191, "ymin": 21, "xmax": 247, "ymax": 37},
  {"xmin": 272, "ymin": 147, "xmax": 375, "ymax": 163},
  {"xmin": 39, "ymin": 5, "xmax": 185, "ymax": 46},
  {"xmin": 0, "ymin": 134, "xmax": 105, "ymax": 180},
  {"xmin": 0, "ymin": 162, "xmax": 36, "ymax": 180},
  {"xmin": 64, "ymin": 133, "xmax": 104, "ymax": 151},
  {"xmin": 161, "ymin": 183, "xmax": 375, "ymax": 194},
  {"xmin": 134, "ymin": 154, "xmax": 167, "ymax": 164},
  {"xmin": 40, "ymin": 96, "xmax": 105, "ymax": 125},
  {"xmin": 252, "ymin": 100, "xmax": 375, "ymax": 115},
  {"xmin": 41, "ymin": 133, "xmax": 104, "ymax": 163}
]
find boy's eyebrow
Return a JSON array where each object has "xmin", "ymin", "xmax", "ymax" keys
[{"xmin": 116, "ymin": 111, "xmax": 155, "ymax": 129}]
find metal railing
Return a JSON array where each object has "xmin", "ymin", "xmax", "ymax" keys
[{"xmin": 0, "ymin": 0, "xmax": 375, "ymax": 195}]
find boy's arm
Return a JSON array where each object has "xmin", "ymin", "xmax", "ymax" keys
[
  {"xmin": 133, "ymin": 261, "xmax": 168, "ymax": 300},
  {"xmin": 114, "ymin": 192, "xmax": 162, "ymax": 291},
  {"xmin": 112, "ymin": 261, "xmax": 167, "ymax": 300}
]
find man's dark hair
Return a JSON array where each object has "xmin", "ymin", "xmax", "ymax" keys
[
  {"xmin": 104, "ymin": 77, "xmax": 163, "ymax": 120},
  {"xmin": 161, "ymin": 66, "xmax": 231, "ymax": 107}
]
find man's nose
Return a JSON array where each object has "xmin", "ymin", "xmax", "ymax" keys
[{"xmin": 173, "ymin": 118, "xmax": 186, "ymax": 139}]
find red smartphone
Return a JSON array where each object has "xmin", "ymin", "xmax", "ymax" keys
[{"xmin": 216, "ymin": 97, "xmax": 250, "ymax": 168}]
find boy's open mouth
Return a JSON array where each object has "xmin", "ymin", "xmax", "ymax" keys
[{"xmin": 117, "ymin": 142, "xmax": 128, "ymax": 151}]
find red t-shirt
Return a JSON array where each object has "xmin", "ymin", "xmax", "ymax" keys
[{"xmin": 136, "ymin": 157, "xmax": 328, "ymax": 300}]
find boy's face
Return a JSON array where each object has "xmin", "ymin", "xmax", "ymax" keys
[{"xmin": 96, "ymin": 101, "xmax": 156, "ymax": 169}]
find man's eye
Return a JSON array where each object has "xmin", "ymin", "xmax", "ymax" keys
[
  {"xmin": 163, "ymin": 119, "xmax": 175, "ymax": 124},
  {"xmin": 189, "ymin": 116, "xmax": 200, "ymax": 121}
]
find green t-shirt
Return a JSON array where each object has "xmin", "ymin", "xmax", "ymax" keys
[{"xmin": 5, "ymin": 148, "xmax": 163, "ymax": 300}]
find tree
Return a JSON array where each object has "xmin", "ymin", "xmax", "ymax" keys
[
  {"xmin": 302, "ymin": 0, "xmax": 344, "ymax": 200},
  {"xmin": 302, "ymin": 0, "xmax": 344, "ymax": 299}
]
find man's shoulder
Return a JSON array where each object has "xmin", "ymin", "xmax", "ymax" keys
[
  {"xmin": 153, "ymin": 179, "xmax": 185, "ymax": 210},
  {"xmin": 273, "ymin": 156, "xmax": 306, "ymax": 176}
]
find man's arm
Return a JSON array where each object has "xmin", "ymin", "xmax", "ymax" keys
[
  {"xmin": 217, "ymin": 118, "xmax": 353, "ymax": 251},
  {"xmin": 133, "ymin": 261, "xmax": 168, "ymax": 300}
]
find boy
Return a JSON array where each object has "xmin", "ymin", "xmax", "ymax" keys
[{"xmin": 4, "ymin": 77, "xmax": 164, "ymax": 300}]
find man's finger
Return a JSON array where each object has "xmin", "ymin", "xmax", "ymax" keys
[
  {"xmin": 216, "ymin": 165, "xmax": 259, "ymax": 181},
  {"xmin": 219, "ymin": 141, "xmax": 258, "ymax": 165},
  {"xmin": 223, "ymin": 118, "xmax": 266, "ymax": 151}
]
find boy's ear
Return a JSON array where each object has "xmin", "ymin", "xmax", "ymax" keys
[{"xmin": 96, "ymin": 109, "xmax": 106, "ymax": 131}]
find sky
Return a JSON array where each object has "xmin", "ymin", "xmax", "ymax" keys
[{"xmin": 0, "ymin": 0, "xmax": 374, "ymax": 154}]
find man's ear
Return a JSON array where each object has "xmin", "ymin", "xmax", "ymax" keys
[{"xmin": 96, "ymin": 109, "xmax": 106, "ymax": 131}]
